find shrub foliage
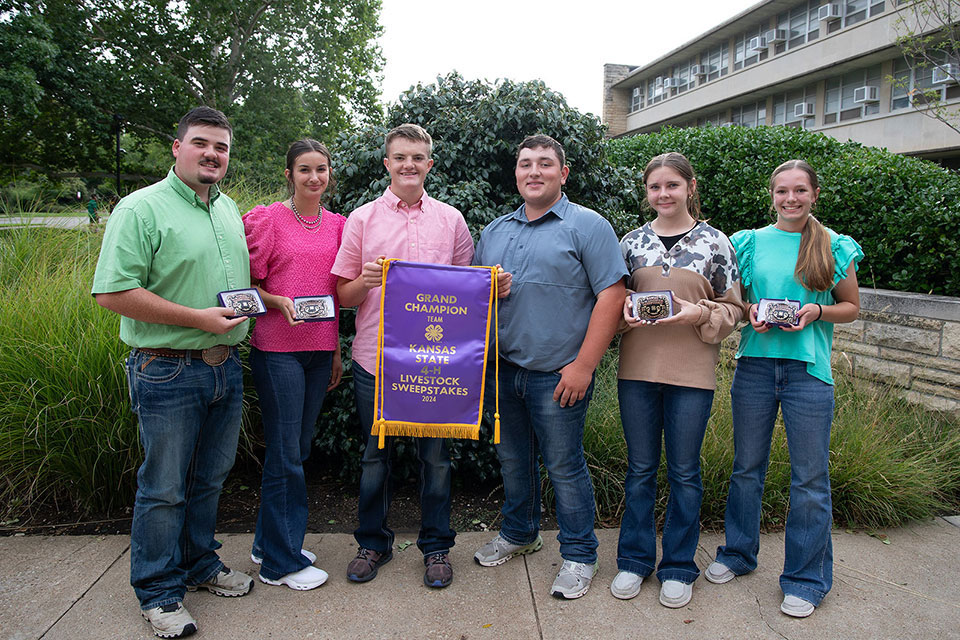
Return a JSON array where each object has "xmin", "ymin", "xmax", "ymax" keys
[{"xmin": 608, "ymin": 126, "xmax": 960, "ymax": 297}]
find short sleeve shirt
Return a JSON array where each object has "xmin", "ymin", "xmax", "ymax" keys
[
  {"xmin": 91, "ymin": 168, "xmax": 250, "ymax": 349},
  {"xmin": 330, "ymin": 187, "xmax": 475, "ymax": 374},
  {"xmin": 474, "ymin": 194, "xmax": 627, "ymax": 372}
]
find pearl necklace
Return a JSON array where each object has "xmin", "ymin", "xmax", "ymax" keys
[{"xmin": 290, "ymin": 198, "xmax": 323, "ymax": 232}]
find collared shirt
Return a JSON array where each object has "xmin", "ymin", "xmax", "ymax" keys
[
  {"xmin": 92, "ymin": 168, "xmax": 250, "ymax": 349},
  {"xmin": 330, "ymin": 187, "xmax": 475, "ymax": 373},
  {"xmin": 474, "ymin": 194, "xmax": 627, "ymax": 372}
]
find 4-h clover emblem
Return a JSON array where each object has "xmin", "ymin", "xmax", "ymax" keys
[{"xmin": 424, "ymin": 324, "xmax": 443, "ymax": 342}]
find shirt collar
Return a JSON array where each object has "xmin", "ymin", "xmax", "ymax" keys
[
  {"xmin": 511, "ymin": 193, "xmax": 570, "ymax": 222},
  {"xmin": 166, "ymin": 167, "xmax": 221, "ymax": 209},
  {"xmin": 382, "ymin": 186, "xmax": 427, "ymax": 212}
]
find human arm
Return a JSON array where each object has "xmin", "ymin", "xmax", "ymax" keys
[
  {"xmin": 328, "ymin": 345, "xmax": 343, "ymax": 390},
  {"xmin": 336, "ymin": 255, "xmax": 386, "ymax": 308},
  {"xmin": 251, "ymin": 281, "xmax": 303, "ymax": 327},
  {"xmin": 553, "ymin": 279, "xmax": 626, "ymax": 407},
  {"xmin": 781, "ymin": 263, "xmax": 860, "ymax": 331},
  {"xmin": 95, "ymin": 288, "xmax": 247, "ymax": 335}
]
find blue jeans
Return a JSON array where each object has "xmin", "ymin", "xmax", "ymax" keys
[
  {"xmin": 126, "ymin": 348, "xmax": 243, "ymax": 610},
  {"xmin": 250, "ymin": 348, "xmax": 332, "ymax": 581},
  {"xmin": 715, "ymin": 357, "xmax": 835, "ymax": 605},
  {"xmin": 616, "ymin": 380, "xmax": 713, "ymax": 584},
  {"xmin": 352, "ymin": 362, "xmax": 455, "ymax": 556},
  {"xmin": 489, "ymin": 360, "xmax": 598, "ymax": 563}
]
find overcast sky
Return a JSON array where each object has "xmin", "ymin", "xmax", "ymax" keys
[{"xmin": 378, "ymin": 0, "xmax": 759, "ymax": 117}]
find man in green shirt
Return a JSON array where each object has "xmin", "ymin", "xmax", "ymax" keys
[{"xmin": 92, "ymin": 107, "xmax": 253, "ymax": 639}]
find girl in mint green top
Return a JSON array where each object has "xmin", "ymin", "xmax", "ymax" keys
[{"xmin": 707, "ymin": 160, "xmax": 863, "ymax": 618}]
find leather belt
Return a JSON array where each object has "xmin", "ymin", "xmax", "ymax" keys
[{"xmin": 138, "ymin": 345, "xmax": 232, "ymax": 366}]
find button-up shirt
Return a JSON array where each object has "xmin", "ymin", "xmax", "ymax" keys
[
  {"xmin": 331, "ymin": 187, "xmax": 474, "ymax": 373},
  {"xmin": 474, "ymin": 194, "xmax": 627, "ymax": 372},
  {"xmin": 92, "ymin": 168, "xmax": 250, "ymax": 349}
]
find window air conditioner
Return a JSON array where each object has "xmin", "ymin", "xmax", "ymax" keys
[
  {"xmin": 818, "ymin": 4, "xmax": 841, "ymax": 21},
  {"xmin": 766, "ymin": 29, "xmax": 789, "ymax": 44},
  {"xmin": 663, "ymin": 78, "xmax": 680, "ymax": 88},
  {"xmin": 853, "ymin": 86, "xmax": 879, "ymax": 103},
  {"xmin": 932, "ymin": 64, "xmax": 959, "ymax": 85},
  {"xmin": 794, "ymin": 103, "xmax": 815, "ymax": 118},
  {"xmin": 748, "ymin": 36, "xmax": 767, "ymax": 53}
]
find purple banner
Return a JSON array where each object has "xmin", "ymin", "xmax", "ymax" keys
[{"xmin": 374, "ymin": 260, "xmax": 495, "ymax": 441}]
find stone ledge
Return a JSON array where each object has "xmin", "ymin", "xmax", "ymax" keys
[{"xmin": 860, "ymin": 288, "xmax": 960, "ymax": 323}]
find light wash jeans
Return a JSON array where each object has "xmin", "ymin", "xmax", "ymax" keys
[{"xmin": 715, "ymin": 356, "xmax": 835, "ymax": 605}]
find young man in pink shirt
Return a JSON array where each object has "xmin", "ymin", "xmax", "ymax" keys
[{"xmin": 331, "ymin": 124, "xmax": 474, "ymax": 588}]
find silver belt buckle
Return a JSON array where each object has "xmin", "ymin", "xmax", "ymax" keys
[{"xmin": 201, "ymin": 345, "xmax": 230, "ymax": 366}]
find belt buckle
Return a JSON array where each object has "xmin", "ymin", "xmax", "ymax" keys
[{"xmin": 201, "ymin": 345, "xmax": 230, "ymax": 366}]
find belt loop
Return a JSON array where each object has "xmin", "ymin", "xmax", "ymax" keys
[{"xmin": 184, "ymin": 350, "xmax": 191, "ymax": 365}]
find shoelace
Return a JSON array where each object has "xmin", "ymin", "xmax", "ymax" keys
[{"xmin": 426, "ymin": 553, "xmax": 450, "ymax": 567}]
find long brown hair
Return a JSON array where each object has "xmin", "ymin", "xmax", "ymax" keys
[
  {"xmin": 643, "ymin": 152, "xmax": 702, "ymax": 220},
  {"xmin": 285, "ymin": 138, "xmax": 335, "ymax": 200},
  {"xmin": 770, "ymin": 159, "xmax": 834, "ymax": 291}
]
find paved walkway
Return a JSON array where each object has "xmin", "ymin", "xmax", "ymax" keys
[
  {"xmin": 2, "ymin": 519, "xmax": 959, "ymax": 640},
  {"xmin": 0, "ymin": 216, "xmax": 93, "ymax": 230}
]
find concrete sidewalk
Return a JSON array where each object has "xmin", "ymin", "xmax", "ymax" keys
[{"xmin": 2, "ymin": 520, "xmax": 958, "ymax": 640}]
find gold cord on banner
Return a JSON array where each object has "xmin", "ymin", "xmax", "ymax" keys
[{"xmin": 372, "ymin": 260, "xmax": 500, "ymax": 448}]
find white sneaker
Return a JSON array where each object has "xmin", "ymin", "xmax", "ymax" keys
[
  {"xmin": 259, "ymin": 565, "xmax": 329, "ymax": 591},
  {"xmin": 550, "ymin": 560, "xmax": 598, "ymax": 599},
  {"xmin": 659, "ymin": 579, "xmax": 693, "ymax": 608},
  {"xmin": 610, "ymin": 570, "xmax": 643, "ymax": 600},
  {"xmin": 704, "ymin": 560, "xmax": 735, "ymax": 584},
  {"xmin": 251, "ymin": 548, "xmax": 317, "ymax": 565},
  {"xmin": 781, "ymin": 594, "xmax": 815, "ymax": 618},
  {"xmin": 141, "ymin": 602, "xmax": 197, "ymax": 638}
]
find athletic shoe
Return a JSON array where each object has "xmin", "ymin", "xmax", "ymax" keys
[
  {"xmin": 781, "ymin": 594, "xmax": 815, "ymax": 618},
  {"xmin": 141, "ymin": 602, "xmax": 197, "ymax": 638},
  {"xmin": 423, "ymin": 552, "xmax": 453, "ymax": 588},
  {"xmin": 346, "ymin": 547, "xmax": 393, "ymax": 583},
  {"xmin": 704, "ymin": 561, "xmax": 735, "ymax": 584},
  {"xmin": 186, "ymin": 567, "xmax": 253, "ymax": 597},
  {"xmin": 550, "ymin": 560, "xmax": 597, "ymax": 599},
  {"xmin": 259, "ymin": 565, "xmax": 328, "ymax": 591},
  {"xmin": 659, "ymin": 579, "xmax": 693, "ymax": 608},
  {"xmin": 473, "ymin": 533, "xmax": 543, "ymax": 567},
  {"xmin": 251, "ymin": 548, "xmax": 317, "ymax": 565},
  {"xmin": 610, "ymin": 570, "xmax": 643, "ymax": 600}
]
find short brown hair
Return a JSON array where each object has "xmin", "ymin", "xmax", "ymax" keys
[
  {"xmin": 384, "ymin": 123, "xmax": 433, "ymax": 157},
  {"xmin": 176, "ymin": 106, "xmax": 232, "ymax": 142},
  {"xmin": 516, "ymin": 134, "xmax": 565, "ymax": 166}
]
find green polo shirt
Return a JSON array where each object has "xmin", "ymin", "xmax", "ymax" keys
[{"xmin": 92, "ymin": 168, "xmax": 250, "ymax": 349}]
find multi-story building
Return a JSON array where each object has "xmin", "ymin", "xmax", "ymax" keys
[{"xmin": 602, "ymin": 0, "xmax": 960, "ymax": 166}]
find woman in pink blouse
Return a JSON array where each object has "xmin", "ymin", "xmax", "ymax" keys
[{"xmin": 243, "ymin": 139, "xmax": 346, "ymax": 591}]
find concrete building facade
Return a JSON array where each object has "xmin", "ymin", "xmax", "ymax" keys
[{"xmin": 602, "ymin": 0, "xmax": 960, "ymax": 164}]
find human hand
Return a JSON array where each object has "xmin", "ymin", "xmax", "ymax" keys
[
  {"xmin": 748, "ymin": 303, "xmax": 770, "ymax": 333},
  {"xmin": 553, "ymin": 360, "xmax": 592, "ymax": 408},
  {"xmin": 780, "ymin": 303, "xmax": 819, "ymax": 332},
  {"xmin": 649, "ymin": 295, "xmax": 699, "ymax": 326},
  {"xmin": 277, "ymin": 296, "xmax": 305, "ymax": 327},
  {"xmin": 328, "ymin": 348, "xmax": 343, "ymax": 390},
  {"xmin": 196, "ymin": 306, "xmax": 249, "ymax": 334},
  {"xmin": 496, "ymin": 265, "xmax": 512, "ymax": 298},
  {"xmin": 361, "ymin": 255, "xmax": 387, "ymax": 289}
]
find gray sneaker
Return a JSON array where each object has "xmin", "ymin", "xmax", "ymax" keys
[
  {"xmin": 186, "ymin": 567, "xmax": 253, "ymax": 597},
  {"xmin": 551, "ymin": 560, "xmax": 598, "ymax": 599},
  {"xmin": 474, "ymin": 533, "xmax": 543, "ymax": 567},
  {"xmin": 141, "ymin": 602, "xmax": 197, "ymax": 638}
]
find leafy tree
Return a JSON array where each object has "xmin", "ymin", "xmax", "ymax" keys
[
  {"xmin": 892, "ymin": 0, "xmax": 960, "ymax": 134},
  {"xmin": 332, "ymin": 73, "xmax": 642, "ymax": 239},
  {"xmin": 0, "ymin": 0, "xmax": 384, "ymax": 183}
]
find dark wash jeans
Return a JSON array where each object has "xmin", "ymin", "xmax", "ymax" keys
[
  {"xmin": 487, "ymin": 359, "xmax": 599, "ymax": 563},
  {"xmin": 250, "ymin": 347, "xmax": 333, "ymax": 581},
  {"xmin": 126, "ymin": 348, "xmax": 243, "ymax": 610},
  {"xmin": 352, "ymin": 361, "xmax": 456, "ymax": 556}
]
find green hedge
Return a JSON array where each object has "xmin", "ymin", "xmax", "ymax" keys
[{"xmin": 608, "ymin": 126, "xmax": 960, "ymax": 297}]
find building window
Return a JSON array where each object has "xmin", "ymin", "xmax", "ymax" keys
[
  {"xmin": 774, "ymin": 0, "xmax": 820, "ymax": 54},
  {"xmin": 647, "ymin": 75, "xmax": 668, "ymax": 106},
  {"xmin": 892, "ymin": 55, "xmax": 960, "ymax": 110},
  {"xmin": 735, "ymin": 25, "xmax": 770, "ymax": 70},
  {"xmin": 730, "ymin": 101, "xmax": 767, "ymax": 127},
  {"xmin": 772, "ymin": 84, "xmax": 819, "ymax": 127},
  {"xmin": 630, "ymin": 85, "xmax": 644, "ymax": 112},
  {"xmin": 701, "ymin": 42, "xmax": 729, "ymax": 82},
  {"xmin": 671, "ymin": 57, "xmax": 699, "ymax": 95},
  {"xmin": 824, "ymin": 64, "xmax": 882, "ymax": 124},
  {"xmin": 697, "ymin": 112, "xmax": 725, "ymax": 127}
]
